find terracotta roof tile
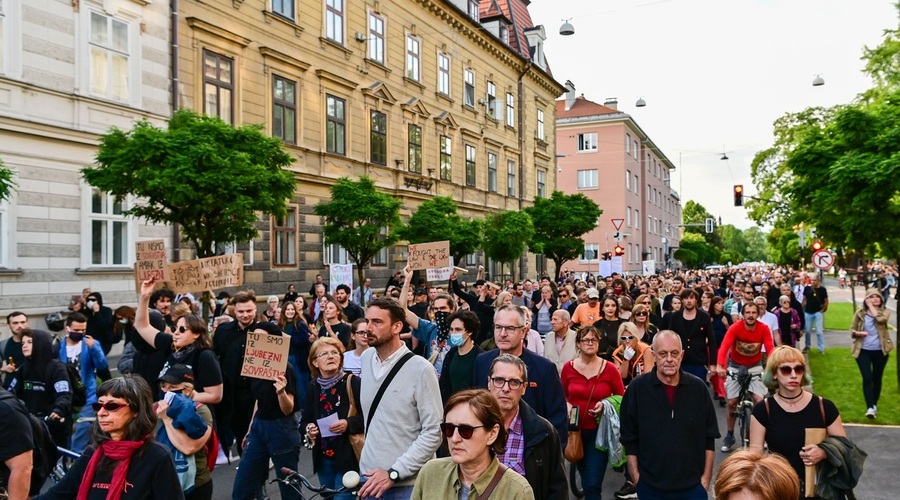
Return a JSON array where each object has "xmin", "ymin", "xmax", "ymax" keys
[{"xmin": 555, "ymin": 96, "xmax": 621, "ymax": 118}]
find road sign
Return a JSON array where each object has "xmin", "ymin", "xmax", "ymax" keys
[
  {"xmin": 813, "ymin": 249, "xmax": 834, "ymax": 270},
  {"xmin": 613, "ymin": 231, "xmax": 622, "ymax": 241},
  {"xmin": 611, "ymin": 218, "xmax": 624, "ymax": 231}
]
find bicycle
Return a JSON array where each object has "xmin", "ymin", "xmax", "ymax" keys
[
  {"xmin": 273, "ymin": 467, "xmax": 359, "ymax": 500},
  {"xmin": 49, "ymin": 446, "xmax": 81, "ymax": 483},
  {"xmin": 727, "ymin": 367, "xmax": 763, "ymax": 449}
]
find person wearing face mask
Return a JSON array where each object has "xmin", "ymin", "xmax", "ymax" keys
[
  {"xmin": 438, "ymin": 310, "xmax": 483, "ymax": 404},
  {"xmin": 57, "ymin": 312, "xmax": 111, "ymax": 454},
  {"xmin": 214, "ymin": 292, "xmax": 231, "ymax": 318},
  {"xmin": 399, "ymin": 264, "xmax": 458, "ymax": 375},
  {"xmin": 84, "ymin": 292, "xmax": 116, "ymax": 355}
]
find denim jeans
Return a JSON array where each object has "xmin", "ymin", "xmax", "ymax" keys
[
  {"xmin": 232, "ymin": 417, "xmax": 302, "ymax": 500},
  {"xmin": 70, "ymin": 405, "xmax": 96, "ymax": 454},
  {"xmin": 317, "ymin": 457, "xmax": 355, "ymax": 500},
  {"xmin": 635, "ymin": 481, "xmax": 707, "ymax": 500},
  {"xmin": 288, "ymin": 355, "xmax": 310, "ymax": 413},
  {"xmin": 576, "ymin": 428, "xmax": 608, "ymax": 500},
  {"xmin": 856, "ymin": 348, "xmax": 889, "ymax": 408},
  {"xmin": 804, "ymin": 311, "xmax": 825, "ymax": 353}
]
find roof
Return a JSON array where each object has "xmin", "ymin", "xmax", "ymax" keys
[
  {"xmin": 480, "ymin": 0, "xmax": 539, "ymax": 65},
  {"xmin": 555, "ymin": 95, "xmax": 621, "ymax": 119}
]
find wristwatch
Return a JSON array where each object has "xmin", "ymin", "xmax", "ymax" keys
[{"xmin": 387, "ymin": 468, "xmax": 400, "ymax": 482}]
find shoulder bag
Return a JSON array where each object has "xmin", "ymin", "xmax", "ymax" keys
[
  {"xmin": 365, "ymin": 352, "xmax": 415, "ymax": 434},
  {"xmin": 345, "ymin": 373, "xmax": 365, "ymax": 461}
]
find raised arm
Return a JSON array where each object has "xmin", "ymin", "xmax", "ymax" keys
[
  {"xmin": 134, "ymin": 278, "xmax": 162, "ymax": 348},
  {"xmin": 400, "ymin": 264, "xmax": 421, "ymax": 330}
]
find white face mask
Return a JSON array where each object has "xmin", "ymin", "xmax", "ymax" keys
[
  {"xmin": 86, "ymin": 300, "xmax": 97, "ymax": 309},
  {"xmin": 118, "ymin": 318, "xmax": 129, "ymax": 324}
]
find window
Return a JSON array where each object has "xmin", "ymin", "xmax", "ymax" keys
[
  {"xmin": 406, "ymin": 35, "xmax": 420, "ymax": 81},
  {"xmin": 626, "ymin": 169, "xmax": 631, "ymax": 190},
  {"xmin": 325, "ymin": 0, "xmax": 344, "ymax": 44},
  {"xmin": 437, "ymin": 52, "xmax": 450, "ymax": 95},
  {"xmin": 536, "ymin": 109, "xmax": 545, "ymax": 140},
  {"xmin": 408, "ymin": 124, "xmax": 422, "ymax": 173},
  {"xmin": 635, "ymin": 209, "xmax": 640, "ymax": 229},
  {"xmin": 467, "ymin": 0, "xmax": 479, "ymax": 20},
  {"xmin": 272, "ymin": 206, "xmax": 297, "ymax": 266},
  {"xmin": 370, "ymin": 110, "xmax": 387, "ymax": 165},
  {"xmin": 203, "ymin": 50, "xmax": 234, "ymax": 124},
  {"xmin": 577, "ymin": 169, "xmax": 598, "ymax": 189},
  {"xmin": 626, "ymin": 207, "xmax": 632, "ymax": 226},
  {"xmin": 272, "ymin": 0, "xmax": 294, "ymax": 20},
  {"xmin": 89, "ymin": 188, "xmax": 130, "ymax": 266},
  {"xmin": 633, "ymin": 140, "xmax": 638, "ymax": 156},
  {"xmin": 439, "ymin": 136, "xmax": 452, "ymax": 180},
  {"xmin": 507, "ymin": 160, "xmax": 516, "ymax": 196},
  {"xmin": 577, "ymin": 133, "xmax": 597, "ymax": 152},
  {"xmin": 648, "ymin": 215, "xmax": 653, "ymax": 233},
  {"xmin": 500, "ymin": 24, "xmax": 509, "ymax": 43},
  {"xmin": 536, "ymin": 169, "xmax": 546, "ymax": 198},
  {"xmin": 324, "ymin": 242, "xmax": 349, "ymax": 265},
  {"xmin": 372, "ymin": 227, "xmax": 388, "ymax": 266},
  {"xmin": 506, "ymin": 93, "xmax": 515, "ymax": 127},
  {"xmin": 486, "ymin": 81, "xmax": 500, "ymax": 120},
  {"xmin": 634, "ymin": 174, "xmax": 639, "ymax": 193},
  {"xmin": 325, "ymin": 94, "xmax": 346, "ymax": 155},
  {"xmin": 464, "ymin": 69, "xmax": 475, "ymax": 107},
  {"xmin": 580, "ymin": 243, "xmax": 598, "ymax": 262},
  {"xmin": 488, "ymin": 152, "xmax": 498, "ymax": 192},
  {"xmin": 368, "ymin": 13, "xmax": 385, "ymax": 64},
  {"xmin": 89, "ymin": 11, "xmax": 130, "ymax": 103},
  {"xmin": 272, "ymin": 75, "xmax": 296, "ymax": 144},
  {"xmin": 465, "ymin": 144, "xmax": 476, "ymax": 187},
  {"xmin": 625, "ymin": 133, "xmax": 631, "ymax": 155}
]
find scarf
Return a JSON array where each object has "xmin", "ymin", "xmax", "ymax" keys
[
  {"xmin": 317, "ymin": 371, "xmax": 344, "ymax": 391},
  {"xmin": 77, "ymin": 437, "xmax": 148, "ymax": 500},
  {"xmin": 171, "ymin": 343, "xmax": 196, "ymax": 362}
]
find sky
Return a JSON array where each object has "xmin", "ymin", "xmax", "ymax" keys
[{"xmin": 528, "ymin": 0, "xmax": 898, "ymax": 229}]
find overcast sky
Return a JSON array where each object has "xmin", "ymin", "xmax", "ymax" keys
[{"xmin": 529, "ymin": 0, "xmax": 897, "ymax": 229}]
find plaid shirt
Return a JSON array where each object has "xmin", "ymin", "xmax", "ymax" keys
[{"xmin": 497, "ymin": 410, "xmax": 526, "ymax": 476}]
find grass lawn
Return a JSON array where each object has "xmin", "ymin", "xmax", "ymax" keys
[
  {"xmin": 824, "ymin": 302, "xmax": 854, "ymax": 331},
  {"xmin": 809, "ymin": 347, "xmax": 900, "ymax": 425}
]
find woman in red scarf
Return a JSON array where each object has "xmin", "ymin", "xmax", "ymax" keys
[{"xmin": 35, "ymin": 375, "xmax": 184, "ymax": 500}]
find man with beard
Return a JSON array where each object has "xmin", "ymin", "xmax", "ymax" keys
[
  {"xmin": 662, "ymin": 276, "xmax": 685, "ymax": 312},
  {"xmin": 334, "ymin": 284, "xmax": 365, "ymax": 323},
  {"xmin": 665, "ymin": 289, "xmax": 716, "ymax": 382},
  {"xmin": 1, "ymin": 312, "xmax": 29, "ymax": 387}
]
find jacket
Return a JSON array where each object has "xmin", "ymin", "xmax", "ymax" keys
[
  {"xmin": 84, "ymin": 292, "xmax": 115, "ymax": 353},
  {"xmin": 543, "ymin": 329, "xmax": 577, "ymax": 374},
  {"xmin": 300, "ymin": 372, "xmax": 364, "ymax": 474},
  {"xmin": 57, "ymin": 339, "xmax": 108, "ymax": 404},
  {"xmin": 850, "ymin": 308, "xmax": 894, "ymax": 358},
  {"xmin": 816, "ymin": 436, "xmax": 867, "ymax": 500},
  {"xmin": 513, "ymin": 400, "xmax": 567, "ymax": 499},
  {"xmin": 666, "ymin": 309, "xmax": 717, "ymax": 366}
]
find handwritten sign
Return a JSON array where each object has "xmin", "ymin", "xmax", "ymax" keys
[
  {"xmin": 240, "ymin": 332, "xmax": 290, "ymax": 381},
  {"xmin": 135, "ymin": 240, "xmax": 168, "ymax": 282},
  {"xmin": 642, "ymin": 260, "xmax": 655, "ymax": 276},
  {"xmin": 167, "ymin": 253, "xmax": 244, "ymax": 294},
  {"xmin": 408, "ymin": 240, "xmax": 450, "ymax": 271},
  {"xmin": 427, "ymin": 257, "xmax": 455, "ymax": 281},
  {"xmin": 329, "ymin": 263, "xmax": 353, "ymax": 294}
]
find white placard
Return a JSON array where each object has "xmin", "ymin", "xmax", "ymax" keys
[
  {"xmin": 599, "ymin": 260, "xmax": 612, "ymax": 278},
  {"xmin": 329, "ymin": 263, "xmax": 353, "ymax": 293},
  {"xmin": 611, "ymin": 256, "xmax": 624, "ymax": 275},
  {"xmin": 642, "ymin": 260, "xmax": 655, "ymax": 276},
  {"xmin": 426, "ymin": 257, "xmax": 455, "ymax": 281}
]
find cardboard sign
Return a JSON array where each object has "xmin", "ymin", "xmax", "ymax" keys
[
  {"xmin": 329, "ymin": 263, "xmax": 353, "ymax": 294},
  {"xmin": 408, "ymin": 240, "xmax": 450, "ymax": 270},
  {"xmin": 167, "ymin": 253, "xmax": 244, "ymax": 294},
  {"xmin": 135, "ymin": 240, "xmax": 168, "ymax": 282},
  {"xmin": 240, "ymin": 332, "xmax": 291, "ymax": 380}
]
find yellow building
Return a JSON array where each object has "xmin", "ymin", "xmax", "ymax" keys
[{"xmin": 176, "ymin": 0, "xmax": 565, "ymax": 289}]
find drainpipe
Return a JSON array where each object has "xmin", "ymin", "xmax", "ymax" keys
[
  {"xmin": 516, "ymin": 61, "xmax": 532, "ymax": 280},
  {"xmin": 170, "ymin": 0, "xmax": 180, "ymax": 261}
]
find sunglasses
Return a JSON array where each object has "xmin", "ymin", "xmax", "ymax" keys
[
  {"xmin": 634, "ymin": 312, "xmax": 648, "ymax": 317},
  {"xmin": 440, "ymin": 423, "xmax": 485, "ymax": 439},
  {"xmin": 176, "ymin": 326, "xmax": 190, "ymax": 334},
  {"xmin": 92, "ymin": 401, "xmax": 130, "ymax": 412},
  {"xmin": 778, "ymin": 364, "xmax": 806, "ymax": 376},
  {"xmin": 620, "ymin": 335, "xmax": 635, "ymax": 341}
]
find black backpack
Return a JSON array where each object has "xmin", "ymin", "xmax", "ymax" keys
[
  {"xmin": 62, "ymin": 362, "xmax": 88, "ymax": 408},
  {"xmin": 0, "ymin": 391, "xmax": 59, "ymax": 495}
]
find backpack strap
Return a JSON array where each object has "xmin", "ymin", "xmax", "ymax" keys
[
  {"xmin": 365, "ymin": 352, "xmax": 414, "ymax": 434},
  {"xmin": 479, "ymin": 463, "xmax": 508, "ymax": 499}
]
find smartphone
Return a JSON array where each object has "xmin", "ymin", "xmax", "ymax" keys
[{"xmin": 569, "ymin": 406, "xmax": 579, "ymax": 428}]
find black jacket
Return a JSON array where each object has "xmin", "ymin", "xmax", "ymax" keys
[
  {"xmin": 665, "ymin": 309, "xmax": 717, "ymax": 366},
  {"xmin": 10, "ymin": 330, "xmax": 71, "ymax": 418},
  {"xmin": 451, "ymin": 279, "xmax": 495, "ymax": 345},
  {"xmin": 300, "ymin": 373, "xmax": 364, "ymax": 474},
  {"xmin": 817, "ymin": 436, "xmax": 867, "ymax": 500},
  {"xmin": 438, "ymin": 344, "xmax": 484, "ymax": 403},
  {"xmin": 84, "ymin": 293, "xmax": 115, "ymax": 354},
  {"xmin": 517, "ymin": 400, "xmax": 568, "ymax": 499}
]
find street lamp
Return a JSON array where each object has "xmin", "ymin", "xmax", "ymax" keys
[
  {"xmin": 812, "ymin": 74, "xmax": 825, "ymax": 87},
  {"xmin": 560, "ymin": 19, "xmax": 575, "ymax": 36},
  {"xmin": 635, "ymin": 97, "xmax": 646, "ymax": 108}
]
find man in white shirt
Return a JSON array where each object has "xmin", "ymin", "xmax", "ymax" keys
[{"xmin": 754, "ymin": 296, "xmax": 781, "ymax": 346}]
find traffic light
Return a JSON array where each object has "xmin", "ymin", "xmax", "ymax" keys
[
  {"xmin": 614, "ymin": 245, "xmax": 624, "ymax": 257},
  {"xmin": 812, "ymin": 240, "xmax": 823, "ymax": 251},
  {"xmin": 602, "ymin": 251, "xmax": 612, "ymax": 261},
  {"xmin": 733, "ymin": 185, "xmax": 744, "ymax": 206}
]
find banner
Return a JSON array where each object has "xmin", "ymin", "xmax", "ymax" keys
[
  {"xmin": 426, "ymin": 257, "xmax": 455, "ymax": 281},
  {"xmin": 240, "ymin": 333, "xmax": 290, "ymax": 381},
  {"xmin": 167, "ymin": 253, "xmax": 244, "ymax": 294},
  {"xmin": 408, "ymin": 240, "xmax": 450, "ymax": 271},
  {"xmin": 599, "ymin": 260, "xmax": 612, "ymax": 278},
  {"xmin": 611, "ymin": 256, "xmax": 624, "ymax": 275},
  {"xmin": 329, "ymin": 263, "xmax": 353, "ymax": 293}
]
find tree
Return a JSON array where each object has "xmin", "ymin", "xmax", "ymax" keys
[
  {"xmin": 719, "ymin": 225, "xmax": 748, "ymax": 263},
  {"xmin": 674, "ymin": 232, "xmax": 719, "ymax": 268},
  {"xmin": 0, "ymin": 158, "xmax": 15, "ymax": 203},
  {"xmin": 398, "ymin": 196, "xmax": 481, "ymax": 264},
  {"xmin": 83, "ymin": 109, "xmax": 296, "ymax": 259},
  {"xmin": 481, "ymin": 210, "xmax": 534, "ymax": 281},
  {"xmin": 743, "ymin": 227, "xmax": 769, "ymax": 262},
  {"xmin": 682, "ymin": 200, "xmax": 721, "ymax": 247},
  {"xmin": 525, "ymin": 191, "xmax": 602, "ymax": 278},
  {"xmin": 315, "ymin": 176, "xmax": 403, "ymax": 286}
]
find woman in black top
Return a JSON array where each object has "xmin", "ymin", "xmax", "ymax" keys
[
  {"xmin": 280, "ymin": 301, "xmax": 316, "ymax": 411},
  {"xmin": 318, "ymin": 297, "xmax": 351, "ymax": 348},
  {"xmin": 709, "ymin": 297, "xmax": 733, "ymax": 403},
  {"xmin": 592, "ymin": 295, "xmax": 624, "ymax": 360},
  {"xmin": 10, "ymin": 329, "xmax": 71, "ymax": 447}
]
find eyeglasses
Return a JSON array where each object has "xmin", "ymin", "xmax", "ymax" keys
[
  {"xmin": 494, "ymin": 325, "xmax": 521, "ymax": 334},
  {"xmin": 440, "ymin": 423, "xmax": 485, "ymax": 439},
  {"xmin": 316, "ymin": 351, "xmax": 341, "ymax": 359},
  {"xmin": 620, "ymin": 336, "xmax": 635, "ymax": 341},
  {"xmin": 354, "ymin": 331, "xmax": 368, "ymax": 336},
  {"xmin": 92, "ymin": 401, "xmax": 130, "ymax": 412},
  {"xmin": 778, "ymin": 364, "xmax": 805, "ymax": 376},
  {"xmin": 641, "ymin": 301, "xmax": 652, "ymax": 305},
  {"xmin": 579, "ymin": 338, "xmax": 598, "ymax": 345},
  {"xmin": 489, "ymin": 377, "xmax": 524, "ymax": 390}
]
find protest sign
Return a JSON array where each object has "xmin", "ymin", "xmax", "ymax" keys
[
  {"xmin": 240, "ymin": 332, "xmax": 291, "ymax": 381},
  {"xmin": 329, "ymin": 263, "xmax": 353, "ymax": 294},
  {"xmin": 599, "ymin": 260, "xmax": 612, "ymax": 278},
  {"xmin": 135, "ymin": 240, "xmax": 168, "ymax": 281},
  {"xmin": 167, "ymin": 253, "xmax": 244, "ymax": 294},
  {"xmin": 408, "ymin": 240, "xmax": 450, "ymax": 271},
  {"xmin": 610, "ymin": 256, "xmax": 624, "ymax": 275},
  {"xmin": 426, "ymin": 257, "xmax": 455, "ymax": 281},
  {"xmin": 642, "ymin": 260, "xmax": 656, "ymax": 276}
]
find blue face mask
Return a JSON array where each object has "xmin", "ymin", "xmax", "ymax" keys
[{"xmin": 449, "ymin": 332, "xmax": 468, "ymax": 347}]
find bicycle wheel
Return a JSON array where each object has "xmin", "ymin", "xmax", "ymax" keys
[
  {"xmin": 739, "ymin": 404, "xmax": 752, "ymax": 449},
  {"xmin": 569, "ymin": 461, "xmax": 584, "ymax": 498}
]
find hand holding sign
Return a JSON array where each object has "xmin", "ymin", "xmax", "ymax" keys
[{"xmin": 140, "ymin": 278, "xmax": 159, "ymax": 298}]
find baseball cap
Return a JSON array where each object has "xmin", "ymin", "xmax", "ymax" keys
[
  {"xmin": 587, "ymin": 288, "xmax": 601, "ymax": 299},
  {"xmin": 159, "ymin": 364, "xmax": 194, "ymax": 385},
  {"xmin": 415, "ymin": 288, "xmax": 428, "ymax": 296}
]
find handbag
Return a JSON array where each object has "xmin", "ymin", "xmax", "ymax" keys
[
  {"xmin": 563, "ymin": 360, "xmax": 600, "ymax": 463},
  {"xmin": 345, "ymin": 374, "xmax": 364, "ymax": 462}
]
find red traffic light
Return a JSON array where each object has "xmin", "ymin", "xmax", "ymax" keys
[
  {"xmin": 614, "ymin": 245, "xmax": 624, "ymax": 256},
  {"xmin": 733, "ymin": 185, "xmax": 744, "ymax": 206},
  {"xmin": 812, "ymin": 240, "xmax": 823, "ymax": 251}
]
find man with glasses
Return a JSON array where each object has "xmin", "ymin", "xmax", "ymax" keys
[
  {"xmin": 730, "ymin": 284, "xmax": 756, "ymax": 323},
  {"xmin": 620, "ymin": 331, "xmax": 720, "ymax": 499},
  {"xmin": 473, "ymin": 305, "xmax": 568, "ymax": 445},
  {"xmin": 58, "ymin": 312, "xmax": 110, "ymax": 454},
  {"xmin": 488, "ymin": 354, "xmax": 567, "ymax": 498}
]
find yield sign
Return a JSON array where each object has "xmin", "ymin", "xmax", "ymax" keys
[
  {"xmin": 813, "ymin": 249, "xmax": 834, "ymax": 270},
  {"xmin": 611, "ymin": 218, "xmax": 625, "ymax": 231}
]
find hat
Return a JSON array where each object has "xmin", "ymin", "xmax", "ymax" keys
[
  {"xmin": 587, "ymin": 288, "xmax": 601, "ymax": 299},
  {"xmin": 864, "ymin": 288, "xmax": 882, "ymax": 300},
  {"xmin": 216, "ymin": 291, "xmax": 231, "ymax": 300},
  {"xmin": 159, "ymin": 364, "xmax": 194, "ymax": 385},
  {"xmin": 252, "ymin": 322, "xmax": 283, "ymax": 336},
  {"xmin": 474, "ymin": 279, "xmax": 486, "ymax": 287},
  {"xmin": 415, "ymin": 288, "xmax": 428, "ymax": 296}
]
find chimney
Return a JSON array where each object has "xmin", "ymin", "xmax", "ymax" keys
[
  {"xmin": 564, "ymin": 80, "xmax": 576, "ymax": 110},
  {"xmin": 603, "ymin": 98, "xmax": 618, "ymax": 110}
]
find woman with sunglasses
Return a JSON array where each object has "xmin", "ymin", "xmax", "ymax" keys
[
  {"xmin": 612, "ymin": 322, "xmax": 654, "ymax": 386},
  {"xmin": 343, "ymin": 319, "xmax": 370, "ymax": 376},
  {"xmin": 35, "ymin": 375, "xmax": 184, "ymax": 500},
  {"xmin": 628, "ymin": 303, "xmax": 658, "ymax": 344},
  {"xmin": 135, "ymin": 279, "xmax": 223, "ymax": 405},
  {"xmin": 851, "ymin": 288, "xmax": 893, "ymax": 419},
  {"xmin": 411, "ymin": 389, "xmax": 532, "ymax": 499},
  {"xmin": 561, "ymin": 326, "xmax": 626, "ymax": 500},
  {"xmin": 749, "ymin": 346, "xmax": 846, "ymax": 496},
  {"xmin": 301, "ymin": 337, "xmax": 362, "ymax": 500}
]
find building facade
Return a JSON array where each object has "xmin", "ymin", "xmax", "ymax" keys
[
  {"xmin": 0, "ymin": 0, "xmax": 172, "ymax": 320},
  {"xmin": 555, "ymin": 84, "xmax": 682, "ymax": 275}
]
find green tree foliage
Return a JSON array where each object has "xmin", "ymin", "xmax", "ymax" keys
[
  {"xmin": 743, "ymin": 227, "xmax": 769, "ymax": 262},
  {"xmin": 675, "ymin": 232, "xmax": 719, "ymax": 268},
  {"xmin": 525, "ymin": 191, "xmax": 602, "ymax": 278},
  {"xmin": 0, "ymin": 158, "xmax": 15, "ymax": 202},
  {"xmin": 398, "ymin": 196, "xmax": 481, "ymax": 264},
  {"xmin": 682, "ymin": 200, "xmax": 722, "ymax": 247},
  {"xmin": 481, "ymin": 210, "xmax": 534, "ymax": 280},
  {"xmin": 83, "ymin": 109, "xmax": 296, "ymax": 258},
  {"xmin": 766, "ymin": 226, "xmax": 801, "ymax": 266},
  {"xmin": 719, "ymin": 225, "xmax": 748, "ymax": 263},
  {"xmin": 315, "ymin": 176, "xmax": 402, "ymax": 285}
]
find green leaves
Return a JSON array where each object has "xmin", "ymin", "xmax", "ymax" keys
[
  {"xmin": 0, "ymin": 158, "xmax": 16, "ymax": 203},
  {"xmin": 481, "ymin": 210, "xmax": 534, "ymax": 268},
  {"xmin": 399, "ymin": 196, "xmax": 481, "ymax": 263},
  {"xmin": 525, "ymin": 191, "xmax": 602, "ymax": 276}
]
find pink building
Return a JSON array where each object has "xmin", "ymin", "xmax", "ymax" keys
[{"xmin": 555, "ymin": 83, "xmax": 682, "ymax": 275}]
